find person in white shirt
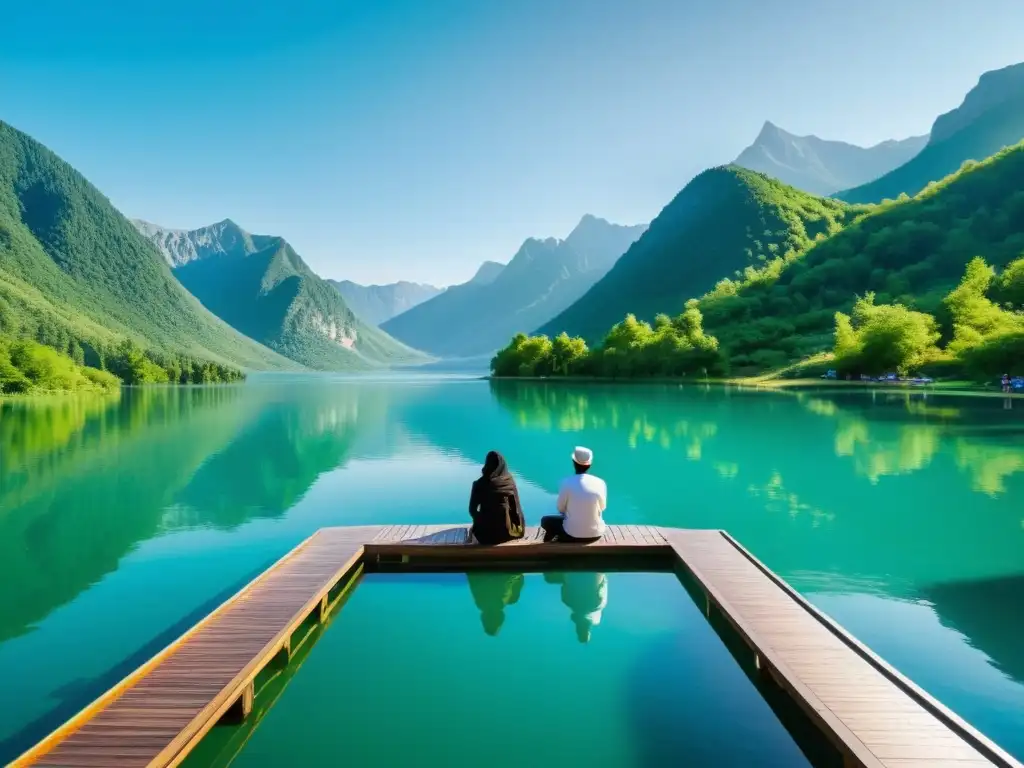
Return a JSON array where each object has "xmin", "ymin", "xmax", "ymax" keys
[{"xmin": 541, "ymin": 446, "xmax": 607, "ymax": 543}]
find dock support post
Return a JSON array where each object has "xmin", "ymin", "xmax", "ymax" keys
[
  {"xmin": 755, "ymin": 653, "xmax": 768, "ymax": 678},
  {"xmin": 272, "ymin": 636, "xmax": 292, "ymax": 668},
  {"xmin": 220, "ymin": 681, "xmax": 254, "ymax": 724},
  {"xmin": 318, "ymin": 594, "xmax": 329, "ymax": 622},
  {"xmin": 755, "ymin": 653, "xmax": 780, "ymax": 686}
]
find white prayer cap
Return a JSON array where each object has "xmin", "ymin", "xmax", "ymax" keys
[{"xmin": 572, "ymin": 446, "xmax": 593, "ymax": 466}]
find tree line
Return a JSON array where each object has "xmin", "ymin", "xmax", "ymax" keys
[
  {"xmin": 491, "ymin": 256, "xmax": 1023, "ymax": 382},
  {"xmin": 831, "ymin": 256, "xmax": 1024, "ymax": 378},
  {"xmin": 491, "ymin": 302, "xmax": 726, "ymax": 379},
  {"xmin": 1, "ymin": 332, "xmax": 245, "ymax": 395}
]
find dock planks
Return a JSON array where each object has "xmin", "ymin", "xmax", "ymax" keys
[
  {"xmin": 12, "ymin": 524, "xmax": 1021, "ymax": 768},
  {"xmin": 367, "ymin": 522, "xmax": 670, "ymax": 560},
  {"xmin": 664, "ymin": 529, "xmax": 1021, "ymax": 768},
  {"xmin": 14, "ymin": 526, "xmax": 383, "ymax": 768}
]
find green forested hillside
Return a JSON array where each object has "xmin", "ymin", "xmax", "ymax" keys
[
  {"xmin": 494, "ymin": 141, "xmax": 1024, "ymax": 381},
  {"xmin": 0, "ymin": 121, "xmax": 295, "ymax": 373},
  {"xmin": 536, "ymin": 166, "xmax": 854, "ymax": 344},
  {"xmin": 169, "ymin": 228, "xmax": 429, "ymax": 370},
  {"xmin": 838, "ymin": 63, "xmax": 1024, "ymax": 204},
  {"xmin": 699, "ymin": 140, "xmax": 1024, "ymax": 371}
]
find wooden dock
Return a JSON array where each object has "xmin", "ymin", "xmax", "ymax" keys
[{"xmin": 11, "ymin": 524, "xmax": 1021, "ymax": 768}]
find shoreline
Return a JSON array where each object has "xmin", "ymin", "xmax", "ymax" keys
[
  {"xmin": 0, "ymin": 387, "xmax": 121, "ymax": 401},
  {"xmin": 485, "ymin": 375, "xmax": 1024, "ymax": 399},
  {"xmin": 0, "ymin": 381, "xmax": 247, "ymax": 401}
]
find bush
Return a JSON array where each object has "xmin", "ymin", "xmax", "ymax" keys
[
  {"xmin": 995, "ymin": 256, "xmax": 1024, "ymax": 307},
  {"xmin": 0, "ymin": 336, "xmax": 123, "ymax": 394},
  {"xmin": 491, "ymin": 333, "xmax": 558, "ymax": 377},
  {"xmin": 829, "ymin": 259, "xmax": 1024, "ymax": 380},
  {"xmin": 490, "ymin": 304, "xmax": 726, "ymax": 380},
  {"xmin": 0, "ymin": 360, "xmax": 31, "ymax": 394},
  {"xmin": 832, "ymin": 295, "xmax": 941, "ymax": 376},
  {"xmin": 82, "ymin": 366, "xmax": 122, "ymax": 391},
  {"xmin": 958, "ymin": 331, "xmax": 1024, "ymax": 377},
  {"xmin": 9, "ymin": 340, "xmax": 83, "ymax": 390}
]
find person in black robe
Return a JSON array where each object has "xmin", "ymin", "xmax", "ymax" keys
[{"xmin": 468, "ymin": 451, "xmax": 526, "ymax": 545}]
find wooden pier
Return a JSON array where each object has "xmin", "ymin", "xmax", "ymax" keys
[{"xmin": 12, "ymin": 524, "xmax": 1021, "ymax": 768}]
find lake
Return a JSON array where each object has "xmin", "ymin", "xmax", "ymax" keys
[
  {"xmin": 1, "ymin": 374, "xmax": 1023, "ymax": 763},
  {"xmin": 184, "ymin": 570, "xmax": 812, "ymax": 768}
]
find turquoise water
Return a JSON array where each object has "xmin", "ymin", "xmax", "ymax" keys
[
  {"xmin": 0, "ymin": 375, "xmax": 1023, "ymax": 761},
  {"xmin": 205, "ymin": 571, "xmax": 812, "ymax": 768}
]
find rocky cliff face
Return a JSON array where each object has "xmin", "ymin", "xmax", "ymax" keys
[
  {"xmin": 133, "ymin": 218, "xmax": 261, "ymax": 268},
  {"xmin": 133, "ymin": 219, "xmax": 428, "ymax": 370}
]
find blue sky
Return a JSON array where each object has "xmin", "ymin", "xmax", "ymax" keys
[{"xmin": 3, "ymin": 0, "xmax": 1024, "ymax": 286}]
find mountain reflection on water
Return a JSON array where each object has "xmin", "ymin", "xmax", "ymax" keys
[
  {"xmin": 922, "ymin": 574, "xmax": 1024, "ymax": 687},
  {"xmin": 0, "ymin": 375, "xmax": 1022, "ymax": 762}
]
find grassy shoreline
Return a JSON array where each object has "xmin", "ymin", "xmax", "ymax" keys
[
  {"xmin": 486, "ymin": 374, "xmax": 1024, "ymax": 398},
  {"xmin": 0, "ymin": 381, "xmax": 250, "ymax": 401},
  {"xmin": 0, "ymin": 387, "xmax": 123, "ymax": 400}
]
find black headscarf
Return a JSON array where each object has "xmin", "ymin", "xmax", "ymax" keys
[{"xmin": 480, "ymin": 450, "xmax": 517, "ymax": 494}]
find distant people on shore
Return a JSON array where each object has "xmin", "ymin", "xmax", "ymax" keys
[
  {"xmin": 468, "ymin": 450, "xmax": 526, "ymax": 545},
  {"xmin": 541, "ymin": 446, "xmax": 607, "ymax": 543},
  {"xmin": 466, "ymin": 572, "xmax": 525, "ymax": 636},
  {"xmin": 545, "ymin": 570, "xmax": 609, "ymax": 643},
  {"xmin": 1003, "ymin": 373, "xmax": 1011, "ymax": 393}
]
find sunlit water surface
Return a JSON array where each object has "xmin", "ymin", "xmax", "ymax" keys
[
  {"xmin": 1, "ymin": 374, "xmax": 1022, "ymax": 761},
  {"xmin": 198, "ymin": 571, "xmax": 812, "ymax": 768}
]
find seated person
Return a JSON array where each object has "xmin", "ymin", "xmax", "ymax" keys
[
  {"xmin": 541, "ymin": 446, "xmax": 607, "ymax": 543},
  {"xmin": 468, "ymin": 450, "xmax": 526, "ymax": 545}
]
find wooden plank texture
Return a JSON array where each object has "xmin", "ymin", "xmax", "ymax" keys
[
  {"xmin": 365, "ymin": 523, "xmax": 669, "ymax": 559},
  {"xmin": 664, "ymin": 528, "xmax": 1020, "ymax": 768},
  {"xmin": 14, "ymin": 526, "xmax": 383, "ymax": 768}
]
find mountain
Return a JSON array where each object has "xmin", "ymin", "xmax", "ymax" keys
[
  {"xmin": 380, "ymin": 215, "xmax": 646, "ymax": 357},
  {"xmin": 699, "ymin": 139, "xmax": 1024, "ymax": 370},
  {"xmin": 469, "ymin": 260, "xmax": 505, "ymax": 285},
  {"xmin": 536, "ymin": 167, "xmax": 852, "ymax": 344},
  {"xmin": 0, "ymin": 121, "xmax": 294, "ymax": 371},
  {"xmin": 838, "ymin": 62, "xmax": 1024, "ymax": 203},
  {"xmin": 328, "ymin": 279, "xmax": 444, "ymax": 326},
  {"xmin": 133, "ymin": 219, "xmax": 261, "ymax": 268},
  {"xmin": 135, "ymin": 220, "xmax": 430, "ymax": 370},
  {"xmin": 734, "ymin": 121, "xmax": 928, "ymax": 195}
]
